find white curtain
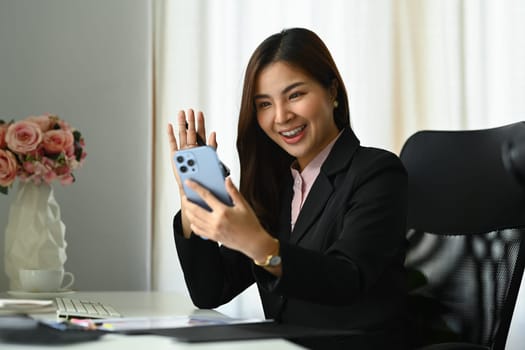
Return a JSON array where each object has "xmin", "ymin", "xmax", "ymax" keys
[
  {"xmin": 153, "ymin": 0, "xmax": 525, "ymax": 318},
  {"xmin": 393, "ymin": 0, "xmax": 525, "ymax": 151}
]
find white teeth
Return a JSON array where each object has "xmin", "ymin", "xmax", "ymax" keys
[{"xmin": 281, "ymin": 125, "xmax": 305, "ymax": 137}]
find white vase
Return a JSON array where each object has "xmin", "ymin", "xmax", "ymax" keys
[{"xmin": 4, "ymin": 181, "xmax": 67, "ymax": 291}]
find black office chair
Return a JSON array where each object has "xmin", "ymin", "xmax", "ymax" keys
[{"xmin": 400, "ymin": 121, "xmax": 525, "ymax": 350}]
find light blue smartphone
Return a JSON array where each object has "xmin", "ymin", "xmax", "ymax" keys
[{"xmin": 174, "ymin": 146, "xmax": 233, "ymax": 211}]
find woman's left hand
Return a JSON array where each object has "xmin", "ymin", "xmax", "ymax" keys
[{"xmin": 182, "ymin": 177, "xmax": 276, "ymax": 263}]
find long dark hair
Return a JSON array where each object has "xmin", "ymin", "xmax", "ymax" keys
[{"xmin": 236, "ymin": 28, "xmax": 350, "ymax": 232}]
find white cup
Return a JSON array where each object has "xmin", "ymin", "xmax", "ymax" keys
[{"xmin": 19, "ymin": 269, "xmax": 75, "ymax": 292}]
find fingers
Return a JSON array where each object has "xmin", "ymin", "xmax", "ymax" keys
[
  {"xmin": 168, "ymin": 124, "xmax": 184, "ymax": 190},
  {"xmin": 179, "ymin": 109, "xmax": 197, "ymax": 147},
  {"xmin": 196, "ymin": 111, "xmax": 206, "ymax": 146},
  {"xmin": 167, "ymin": 123, "xmax": 179, "ymax": 153},
  {"xmin": 208, "ymin": 131, "xmax": 218, "ymax": 149},
  {"xmin": 181, "ymin": 196, "xmax": 212, "ymax": 239},
  {"xmin": 185, "ymin": 109, "xmax": 198, "ymax": 146},
  {"xmin": 185, "ymin": 179, "xmax": 226, "ymax": 210},
  {"xmin": 177, "ymin": 110, "xmax": 188, "ymax": 147},
  {"xmin": 176, "ymin": 109, "xmax": 212, "ymax": 149},
  {"xmin": 225, "ymin": 177, "xmax": 242, "ymax": 206},
  {"xmin": 185, "ymin": 178, "xmax": 239, "ymax": 211}
]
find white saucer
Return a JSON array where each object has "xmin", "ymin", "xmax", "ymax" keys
[
  {"xmin": 0, "ymin": 298, "xmax": 54, "ymax": 311},
  {"xmin": 7, "ymin": 289, "xmax": 75, "ymax": 299}
]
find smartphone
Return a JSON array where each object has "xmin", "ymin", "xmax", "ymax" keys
[
  {"xmin": 174, "ymin": 146, "xmax": 233, "ymax": 211},
  {"xmin": 187, "ymin": 122, "xmax": 230, "ymax": 177}
]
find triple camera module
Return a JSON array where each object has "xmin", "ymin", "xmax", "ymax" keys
[{"xmin": 176, "ymin": 154, "xmax": 196, "ymax": 174}]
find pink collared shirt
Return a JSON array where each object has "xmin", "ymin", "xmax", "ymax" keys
[{"xmin": 290, "ymin": 132, "xmax": 342, "ymax": 231}]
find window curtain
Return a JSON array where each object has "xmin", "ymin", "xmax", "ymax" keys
[
  {"xmin": 393, "ymin": 0, "xmax": 525, "ymax": 151},
  {"xmin": 152, "ymin": 0, "xmax": 525, "ymax": 318}
]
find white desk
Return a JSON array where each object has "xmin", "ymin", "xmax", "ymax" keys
[{"xmin": 0, "ymin": 291, "xmax": 304, "ymax": 349}]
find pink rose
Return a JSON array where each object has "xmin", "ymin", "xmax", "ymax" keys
[
  {"xmin": 25, "ymin": 114, "xmax": 54, "ymax": 132},
  {"xmin": 60, "ymin": 174, "xmax": 74, "ymax": 185},
  {"xmin": 22, "ymin": 160, "xmax": 35, "ymax": 174},
  {"xmin": 42, "ymin": 129, "xmax": 74, "ymax": 155},
  {"xmin": 57, "ymin": 119, "xmax": 72, "ymax": 131},
  {"xmin": 0, "ymin": 114, "xmax": 85, "ymax": 190},
  {"xmin": 0, "ymin": 124, "xmax": 8, "ymax": 149},
  {"xmin": 43, "ymin": 170, "xmax": 57, "ymax": 184},
  {"xmin": 0, "ymin": 149, "xmax": 18, "ymax": 187},
  {"xmin": 5, "ymin": 121, "xmax": 43, "ymax": 154}
]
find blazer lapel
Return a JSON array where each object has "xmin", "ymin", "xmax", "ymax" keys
[
  {"xmin": 279, "ymin": 175, "xmax": 293, "ymax": 243},
  {"xmin": 290, "ymin": 128, "xmax": 360, "ymax": 244},
  {"xmin": 290, "ymin": 173, "xmax": 333, "ymax": 244}
]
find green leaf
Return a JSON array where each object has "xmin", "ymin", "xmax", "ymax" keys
[
  {"xmin": 0, "ymin": 185, "xmax": 8, "ymax": 195},
  {"xmin": 73, "ymin": 130, "xmax": 82, "ymax": 142},
  {"xmin": 74, "ymin": 143, "xmax": 83, "ymax": 161}
]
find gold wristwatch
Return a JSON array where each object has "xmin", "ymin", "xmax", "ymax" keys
[{"xmin": 254, "ymin": 239, "xmax": 281, "ymax": 267}]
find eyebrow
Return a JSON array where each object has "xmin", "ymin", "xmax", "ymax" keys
[{"xmin": 253, "ymin": 82, "xmax": 306, "ymax": 100}]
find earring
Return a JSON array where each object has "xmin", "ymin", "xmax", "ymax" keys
[{"xmin": 333, "ymin": 100, "xmax": 339, "ymax": 108}]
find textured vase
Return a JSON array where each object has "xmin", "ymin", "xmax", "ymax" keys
[{"xmin": 4, "ymin": 181, "xmax": 67, "ymax": 291}]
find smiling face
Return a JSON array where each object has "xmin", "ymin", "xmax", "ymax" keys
[{"xmin": 254, "ymin": 61, "xmax": 340, "ymax": 170}]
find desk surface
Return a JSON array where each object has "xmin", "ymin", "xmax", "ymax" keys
[{"xmin": 0, "ymin": 291, "xmax": 304, "ymax": 349}]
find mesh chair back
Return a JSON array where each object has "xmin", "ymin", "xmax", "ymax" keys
[{"xmin": 400, "ymin": 122, "xmax": 525, "ymax": 349}]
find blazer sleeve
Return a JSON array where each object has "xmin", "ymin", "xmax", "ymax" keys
[
  {"xmin": 255, "ymin": 150, "xmax": 407, "ymax": 306},
  {"xmin": 173, "ymin": 212, "xmax": 255, "ymax": 309}
]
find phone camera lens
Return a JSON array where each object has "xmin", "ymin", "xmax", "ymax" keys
[
  {"xmin": 180, "ymin": 166, "xmax": 188, "ymax": 173},
  {"xmin": 176, "ymin": 156, "xmax": 184, "ymax": 163},
  {"xmin": 188, "ymin": 159, "xmax": 195, "ymax": 166}
]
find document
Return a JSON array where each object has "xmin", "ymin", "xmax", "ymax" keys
[{"xmin": 43, "ymin": 314, "xmax": 267, "ymax": 332}]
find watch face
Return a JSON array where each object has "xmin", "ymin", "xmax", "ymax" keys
[{"xmin": 269, "ymin": 255, "xmax": 282, "ymax": 267}]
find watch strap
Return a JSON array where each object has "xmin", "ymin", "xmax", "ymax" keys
[{"xmin": 254, "ymin": 238, "xmax": 281, "ymax": 267}]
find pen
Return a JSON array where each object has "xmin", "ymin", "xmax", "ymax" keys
[
  {"xmin": 68, "ymin": 318, "xmax": 98, "ymax": 330},
  {"xmin": 68, "ymin": 318, "xmax": 115, "ymax": 331}
]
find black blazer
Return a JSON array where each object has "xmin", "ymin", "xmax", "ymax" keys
[{"xmin": 173, "ymin": 128, "xmax": 408, "ymax": 349}]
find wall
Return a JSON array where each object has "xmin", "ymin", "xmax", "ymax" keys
[{"xmin": 0, "ymin": 0, "xmax": 152, "ymax": 291}]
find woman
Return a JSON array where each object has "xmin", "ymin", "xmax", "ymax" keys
[{"xmin": 168, "ymin": 28, "xmax": 407, "ymax": 349}]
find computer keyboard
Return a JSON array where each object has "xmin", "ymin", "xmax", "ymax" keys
[{"xmin": 55, "ymin": 297, "xmax": 122, "ymax": 319}]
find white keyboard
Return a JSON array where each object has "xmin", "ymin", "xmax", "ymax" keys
[{"xmin": 55, "ymin": 297, "xmax": 122, "ymax": 319}]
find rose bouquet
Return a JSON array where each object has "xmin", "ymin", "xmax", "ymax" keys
[{"xmin": 0, "ymin": 114, "xmax": 86, "ymax": 194}]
